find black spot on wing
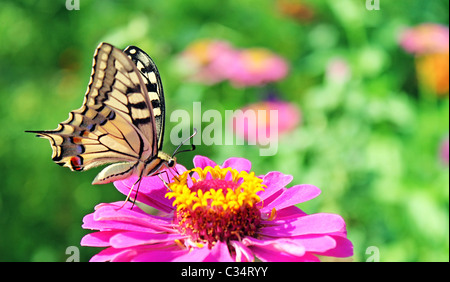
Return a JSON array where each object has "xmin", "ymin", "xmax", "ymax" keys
[
  {"xmin": 53, "ymin": 155, "xmax": 63, "ymax": 162},
  {"xmin": 151, "ymin": 100, "xmax": 160, "ymax": 109},
  {"xmin": 126, "ymin": 85, "xmax": 141, "ymax": 95},
  {"xmin": 146, "ymin": 82, "xmax": 157, "ymax": 93}
]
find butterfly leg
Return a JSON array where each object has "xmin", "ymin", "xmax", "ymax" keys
[
  {"xmin": 157, "ymin": 171, "xmax": 171, "ymax": 191},
  {"xmin": 171, "ymin": 166, "xmax": 181, "ymax": 182},
  {"xmin": 151, "ymin": 168, "xmax": 174, "ymax": 190},
  {"xmin": 129, "ymin": 177, "xmax": 142, "ymax": 210},
  {"xmin": 150, "ymin": 165, "xmax": 180, "ymax": 191},
  {"xmin": 117, "ymin": 176, "xmax": 143, "ymax": 210}
]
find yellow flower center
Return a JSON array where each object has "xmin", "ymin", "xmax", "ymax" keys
[
  {"xmin": 185, "ymin": 40, "xmax": 215, "ymax": 65},
  {"xmin": 166, "ymin": 166, "xmax": 265, "ymax": 248},
  {"xmin": 241, "ymin": 48, "xmax": 274, "ymax": 72}
]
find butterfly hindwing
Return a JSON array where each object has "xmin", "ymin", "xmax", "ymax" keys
[
  {"xmin": 31, "ymin": 104, "xmax": 145, "ymax": 171},
  {"xmin": 124, "ymin": 45, "xmax": 166, "ymax": 150}
]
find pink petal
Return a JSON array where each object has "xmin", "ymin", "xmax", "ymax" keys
[
  {"xmin": 83, "ymin": 202, "xmax": 174, "ymax": 233},
  {"xmin": 289, "ymin": 235, "xmax": 338, "ymax": 253},
  {"xmin": 172, "ymin": 245, "xmax": 212, "ymax": 262},
  {"xmin": 204, "ymin": 241, "xmax": 234, "ymax": 262},
  {"xmin": 89, "ymin": 247, "xmax": 130, "ymax": 262},
  {"xmin": 81, "ymin": 231, "xmax": 119, "ymax": 247},
  {"xmin": 258, "ymin": 171, "xmax": 293, "ymax": 202},
  {"xmin": 242, "ymin": 237, "xmax": 320, "ymax": 262},
  {"xmin": 114, "ymin": 175, "xmax": 174, "ymax": 213},
  {"xmin": 170, "ymin": 242, "xmax": 234, "ymax": 262},
  {"xmin": 253, "ymin": 247, "xmax": 319, "ymax": 262},
  {"xmin": 91, "ymin": 244, "xmax": 188, "ymax": 262},
  {"xmin": 221, "ymin": 157, "xmax": 252, "ymax": 172},
  {"xmin": 260, "ymin": 213, "xmax": 346, "ymax": 237},
  {"xmin": 132, "ymin": 248, "xmax": 190, "ymax": 262},
  {"xmin": 318, "ymin": 236, "xmax": 354, "ymax": 257},
  {"xmin": 110, "ymin": 232, "xmax": 185, "ymax": 248},
  {"xmin": 193, "ymin": 155, "xmax": 217, "ymax": 169},
  {"xmin": 82, "ymin": 204, "xmax": 158, "ymax": 233},
  {"xmin": 243, "ymin": 237, "xmax": 305, "ymax": 256},
  {"xmin": 274, "ymin": 206, "xmax": 307, "ymax": 219},
  {"xmin": 261, "ymin": 184, "xmax": 321, "ymax": 213},
  {"xmin": 230, "ymin": 240, "xmax": 255, "ymax": 262}
]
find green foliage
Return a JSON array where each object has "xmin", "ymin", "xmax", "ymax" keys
[{"xmin": 0, "ymin": 0, "xmax": 448, "ymax": 261}]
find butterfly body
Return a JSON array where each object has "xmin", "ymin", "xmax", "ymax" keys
[{"xmin": 27, "ymin": 43, "xmax": 175, "ymax": 184}]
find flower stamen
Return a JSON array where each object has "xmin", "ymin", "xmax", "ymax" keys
[{"xmin": 166, "ymin": 166, "xmax": 265, "ymax": 248}]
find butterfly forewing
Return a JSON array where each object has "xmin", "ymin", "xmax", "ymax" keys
[
  {"xmin": 27, "ymin": 43, "xmax": 169, "ymax": 183},
  {"xmin": 84, "ymin": 43, "xmax": 158, "ymax": 154}
]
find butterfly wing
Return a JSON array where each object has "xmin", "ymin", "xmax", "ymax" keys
[
  {"xmin": 83, "ymin": 43, "xmax": 159, "ymax": 155},
  {"xmin": 27, "ymin": 43, "xmax": 158, "ymax": 179},
  {"xmin": 124, "ymin": 45, "xmax": 166, "ymax": 150}
]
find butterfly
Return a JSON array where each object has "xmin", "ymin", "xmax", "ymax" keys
[{"xmin": 27, "ymin": 42, "xmax": 182, "ymax": 187}]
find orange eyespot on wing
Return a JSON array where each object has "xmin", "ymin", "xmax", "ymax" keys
[{"xmin": 70, "ymin": 156, "xmax": 84, "ymax": 171}]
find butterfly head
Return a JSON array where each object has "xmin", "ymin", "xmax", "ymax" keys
[
  {"xmin": 157, "ymin": 151, "xmax": 177, "ymax": 168},
  {"xmin": 167, "ymin": 158, "xmax": 176, "ymax": 168}
]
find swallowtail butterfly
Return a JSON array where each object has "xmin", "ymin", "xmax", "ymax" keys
[{"xmin": 27, "ymin": 43, "xmax": 177, "ymax": 186}]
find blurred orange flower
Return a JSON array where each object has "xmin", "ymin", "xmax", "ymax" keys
[
  {"xmin": 415, "ymin": 52, "xmax": 449, "ymax": 95},
  {"xmin": 399, "ymin": 23, "xmax": 449, "ymax": 96},
  {"xmin": 276, "ymin": 0, "xmax": 315, "ymax": 23}
]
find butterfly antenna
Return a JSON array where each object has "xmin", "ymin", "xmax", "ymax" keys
[{"xmin": 172, "ymin": 128, "xmax": 198, "ymax": 157}]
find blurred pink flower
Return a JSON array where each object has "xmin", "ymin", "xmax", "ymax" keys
[
  {"xmin": 176, "ymin": 39, "xmax": 237, "ymax": 84},
  {"xmin": 233, "ymin": 99, "xmax": 301, "ymax": 144},
  {"xmin": 81, "ymin": 156, "xmax": 353, "ymax": 262},
  {"xmin": 325, "ymin": 57, "xmax": 352, "ymax": 83},
  {"xmin": 177, "ymin": 40, "xmax": 289, "ymax": 87},
  {"xmin": 440, "ymin": 136, "xmax": 449, "ymax": 165},
  {"xmin": 226, "ymin": 48, "xmax": 289, "ymax": 87},
  {"xmin": 399, "ymin": 23, "xmax": 449, "ymax": 55}
]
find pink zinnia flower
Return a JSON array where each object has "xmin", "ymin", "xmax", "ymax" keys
[
  {"xmin": 233, "ymin": 99, "xmax": 301, "ymax": 145},
  {"xmin": 226, "ymin": 48, "xmax": 289, "ymax": 87},
  {"xmin": 81, "ymin": 156, "xmax": 353, "ymax": 262},
  {"xmin": 399, "ymin": 23, "xmax": 449, "ymax": 55}
]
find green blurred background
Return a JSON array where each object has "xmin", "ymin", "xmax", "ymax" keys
[{"xmin": 0, "ymin": 0, "xmax": 448, "ymax": 262}]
